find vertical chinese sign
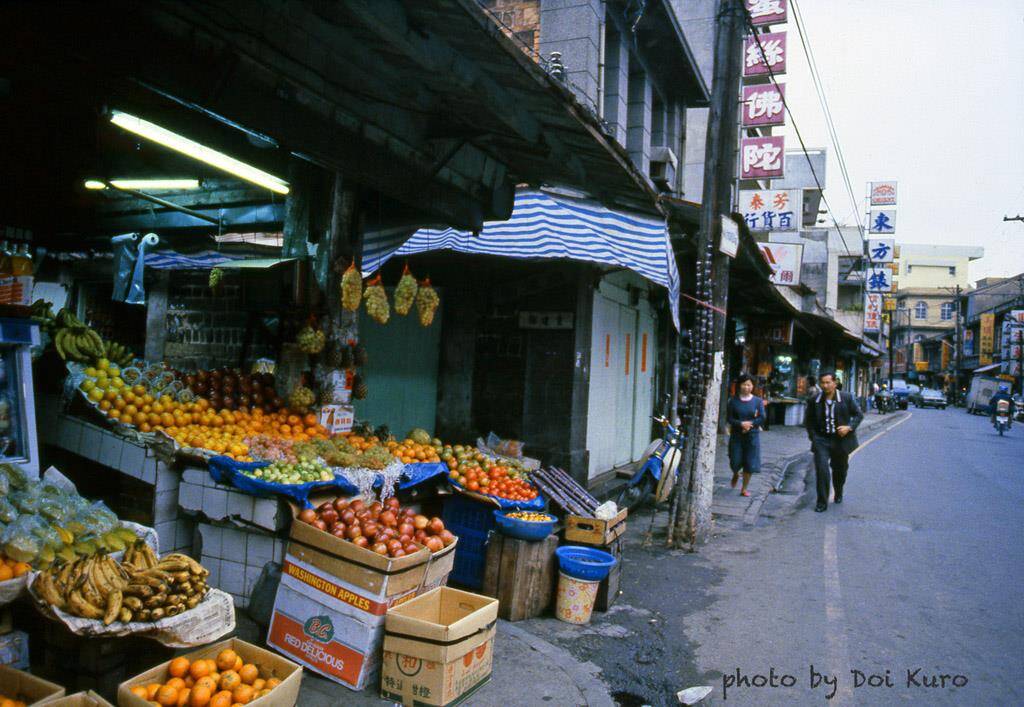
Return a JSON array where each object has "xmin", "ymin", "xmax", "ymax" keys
[
  {"xmin": 742, "ymin": 32, "xmax": 787, "ymax": 77},
  {"xmin": 864, "ymin": 293, "xmax": 882, "ymax": 333},
  {"xmin": 742, "ymin": 84, "xmax": 786, "ymax": 128},
  {"xmin": 869, "ymin": 181, "xmax": 898, "ymax": 206},
  {"xmin": 979, "ymin": 313, "xmax": 995, "ymax": 366},
  {"xmin": 746, "ymin": 0, "xmax": 787, "ymax": 26},
  {"xmin": 740, "ymin": 136, "xmax": 786, "ymax": 180}
]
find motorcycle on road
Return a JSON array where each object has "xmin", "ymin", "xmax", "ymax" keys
[{"xmin": 993, "ymin": 399, "xmax": 1012, "ymax": 436}]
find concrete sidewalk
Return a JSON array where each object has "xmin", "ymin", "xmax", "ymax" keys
[{"xmin": 711, "ymin": 409, "xmax": 908, "ymax": 524}]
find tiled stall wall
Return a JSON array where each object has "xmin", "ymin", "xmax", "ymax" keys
[
  {"xmin": 195, "ymin": 522, "xmax": 286, "ymax": 609},
  {"xmin": 162, "ymin": 270, "xmax": 280, "ymax": 370}
]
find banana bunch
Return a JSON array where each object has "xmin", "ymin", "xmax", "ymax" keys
[
  {"xmin": 104, "ymin": 340, "xmax": 134, "ymax": 368},
  {"xmin": 31, "ymin": 299, "xmax": 56, "ymax": 331},
  {"xmin": 33, "ymin": 544, "xmax": 209, "ymax": 625},
  {"xmin": 52, "ymin": 309, "xmax": 105, "ymax": 363},
  {"xmin": 33, "ymin": 553, "xmax": 132, "ymax": 625}
]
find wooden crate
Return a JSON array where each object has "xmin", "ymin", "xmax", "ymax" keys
[
  {"xmin": 594, "ymin": 536, "xmax": 623, "ymax": 612},
  {"xmin": 564, "ymin": 508, "xmax": 627, "ymax": 545},
  {"xmin": 481, "ymin": 533, "xmax": 559, "ymax": 622}
]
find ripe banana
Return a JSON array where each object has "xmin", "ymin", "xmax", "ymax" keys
[
  {"xmin": 103, "ymin": 589, "xmax": 123, "ymax": 626},
  {"xmin": 67, "ymin": 589, "xmax": 105, "ymax": 620}
]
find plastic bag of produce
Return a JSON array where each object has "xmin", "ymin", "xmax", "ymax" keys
[
  {"xmin": 415, "ymin": 277, "xmax": 440, "ymax": 326},
  {"xmin": 341, "ymin": 262, "xmax": 362, "ymax": 311},
  {"xmin": 394, "ymin": 263, "xmax": 419, "ymax": 316},
  {"xmin": 72, "ymin": 501, "xmax": 119, "ymax": 538},
  {"xmin": 0, "ymin": 497, "xmax": 18, "ymax": 524},
  {"xmin": 0, "ymin": 516, "xmax": 43, "ymax": 564},
  {"xmin": 364, "ymin": 274, "xmax": 390, "ymax": 324},
  {"xmin": 9, "ymin": 486, "xmax": 42, "ymax": 515},
  {"xmin": 0, "ymin": 463, "xmax": 29, "ymax": 491}
]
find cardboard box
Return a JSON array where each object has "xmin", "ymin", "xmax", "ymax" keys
[
  {"xmin": 0, "ymin": 630, "xmax": 29, "ymax": 670},
  {"xmin": 564, "ymin": 508, "xmax": 627, "ymax": 545},
  {"xmin": 39, "ymin": 691, "xmax": 113, "ymax": 706},
  {"xmin": 268, "ymin": 518, "xmax": 432, "ymax": 691},
  {"xmin": 117, "ymin": 638, "xmax": 302, "ymax": 707},
  {"xmin": 268, "ymin": 501, "xmax": 463, "ymax": 690},
  {"xmin": 0, "ymin": 665, "xmax": 66, "ymax": 706},
  {"xmin": 380, "ymin": 587, "xmax": 499, "ymax": 706}
]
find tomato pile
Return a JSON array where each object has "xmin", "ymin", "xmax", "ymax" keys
[
  {"xmin": 449, "ymin": 463, "xmax": 538, "ymax": 502},
  {"xmin": 297, "ymin": 496, "xmax": 456, "ymax": 557}
]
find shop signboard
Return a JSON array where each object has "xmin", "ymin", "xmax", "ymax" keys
[
  {"xmin": 941, "ymin": 340, "xmax": 951, "ymax": 370},
  {"xmin": 750, "ymin": 320, "xmax": 793, "ymax": 345},
  {"xmin": 758, "ymin": 242, "xmax": 802, "ymax": 285},
  {"xmin": 869, "ymin": 181, "xmax": 898, "ymax": 206},
  {"xmin": 743, "ymin": 32, "xmax": 787, "ymax": 76},
  {"xmin": 865, "ymin": 266, "xmax": 892, "ymax": 293},
  {"xmin": 739, "ymin": 189, "xmax": 800, "ymax": 230},
  {"xmin": 742, "ymin": 84, "xmax": 786, "ymax": 128},
  {"xmin": 979, "ymin": 313, "xmax": 995, "ymax": 365},
  {"xmin": 719, "ymin": 216, "xmax": 739, "ymax": 257},
  {"xmin": 740, "ymin": 136, "xmax": 785, "ymax": 179},
  {"xmin": 1009, "ymin": 310, "xmax": 1024, "ymax": 324},
  {"xmin": 883, "ymin": 296, "xmax": 897, "ymax": 312},
  {"xmin": 963, "ymin": 328, "xmax": 974, "ymax": 356},
  {"xmin": 868, "ymin": 209, "xmax": 896, "ymax": 234},
  {"xmin": 866, "ymin": 237, "xmax": 895, "ymax": 263},
  {"xmin": 863, "ymin": 293, "xmax": 882, "ymax": 333},
  {"xmin": 746, "ymin": 0, "xmax": 787, "ymax": 25}
]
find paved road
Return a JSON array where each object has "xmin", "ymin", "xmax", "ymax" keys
[{"xmin": 689, "ymin": 408, "xmax": 1024, "ymax": 706}]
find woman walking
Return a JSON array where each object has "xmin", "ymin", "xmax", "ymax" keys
[{"xmin": 727, "ymin": 373, "xmax": 765, "ymax": 497}]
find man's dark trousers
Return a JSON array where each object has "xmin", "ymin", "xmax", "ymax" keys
[{"xmin": 812, "ymin": 434, "xmax": 849, "ymax": 505}]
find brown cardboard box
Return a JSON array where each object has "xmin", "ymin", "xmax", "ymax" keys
[
  {"xmin": 117, "ymin": 638, "xmax": 302, "ymax": 707},
  {"xmin": 0, "ymin": 665, "xmax": 65, "ymax": 706},
  {"xmin": 39, "ymin": 691, "xmax": 113, "ymax": 706},
  {"xmin": 380, "ymin": 588, "xmax": 498, "ymax": 706},
  {"xmin": 271, "ymin": 501, "xmax": 459, "ymax": 690}
]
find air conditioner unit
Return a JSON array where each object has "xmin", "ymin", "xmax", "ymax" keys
[{"xmin": 650, "ymin": 146, "xmax": 678, "ymax": 191}]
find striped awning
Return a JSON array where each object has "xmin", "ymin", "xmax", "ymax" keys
[
  {"xmin": 362, "ymin": 189, "xmax": 680, "ymax": 329},
  {"xmin": 144, "ymin": 250, "xmax": 239, "ymax": 270}
]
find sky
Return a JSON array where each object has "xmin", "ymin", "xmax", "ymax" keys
[{"xmin": 777, "ymin": 0, "xmax": 1024, "ymax": 284}]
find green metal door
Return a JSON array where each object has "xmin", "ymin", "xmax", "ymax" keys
[{"xmin": 354, "ymin": 296, "xmax": 442, "ymax": 437}]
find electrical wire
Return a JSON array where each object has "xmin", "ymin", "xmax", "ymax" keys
[
  {"xmin": 790, "ymin": 0, "xmax": 865, "ymax": 237},
  {"xmin": 742, "ymin": 15, "xmax": 866, "ymax": 264}
]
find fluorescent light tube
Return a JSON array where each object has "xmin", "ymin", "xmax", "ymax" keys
[
  {"xmin": 85, "ymin": 179, "xmax": 201, "ymax": 191},
  {"xmin": 109, "ymin": 110, "xmax": 289, "ymax": 195}
]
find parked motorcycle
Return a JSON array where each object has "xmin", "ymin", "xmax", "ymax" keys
[
  {"xmin": 616, "ymin": 395, "xmax": 684, "ymax": 511},
  {"xmin": 874, "ymin": 390, "xmax": 894, "ymax": 414}
]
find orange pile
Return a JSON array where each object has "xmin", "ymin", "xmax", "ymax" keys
[
  {"xmin": 0, "ymin": 555, "xmax": 31, "ymax": 582},
  {"xmin": 128, "ymin": 648, "xmax": 282, "ymax": 706},
  {"xmin": 387, "ymin": 438, "xmax": 441, "ymax": 464},
  {"xmin": 92, "ymin": 381, "xmax": 329, "ymax": 460},
  {"xmin": 0, "ymin": 695, "xmax": 27, "ymax": 707}
]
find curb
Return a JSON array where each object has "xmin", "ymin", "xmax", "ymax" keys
[
  {"xmin": 498, "ymin": 621, "xmax": 615, "ymax": 707},
  {"xmin": 742, "ymin": 411, "xmax": 909, "ymax": 525}
]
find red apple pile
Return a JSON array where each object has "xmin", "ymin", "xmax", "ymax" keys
[{"xmin": 297, "ymin": 496, "xmax": 455, "ymax": 557}]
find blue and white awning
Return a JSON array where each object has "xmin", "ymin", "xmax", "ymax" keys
[
  {"xmin": 144, "ymin": 250, "xmax": 239, "ymax": 270},
  {"xmin": 362, "ymin": 189, "xmax": 680, "ymax": 329}
]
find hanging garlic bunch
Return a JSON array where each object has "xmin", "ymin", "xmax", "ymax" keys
[
  {"xmin": 364, "ymin": 274, "xmax": 390, "ymax": 324},
  {"xmin": 394, "ymin": 264, "xmax": 419, "ymax": 316},
  {"xmin": 341, "ymin": 262, "xmax": 362, "ymax": 311},
  {"xmin": 415, "ymin": 278, "xmax": 440, "ymax": 327}
]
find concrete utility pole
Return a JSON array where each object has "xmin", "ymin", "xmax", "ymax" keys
[
  {"xmin": 953, "ymin": 284, "xmax": 962, "ymax": 404},
  {"xmin": 668, "ymin": 0, "xmax": 745, "ymax": 547}
]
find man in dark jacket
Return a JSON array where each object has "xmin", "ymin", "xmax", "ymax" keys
[{"xmin": 805, "ymin": 371, "xmax": 864, "ymax": 512}]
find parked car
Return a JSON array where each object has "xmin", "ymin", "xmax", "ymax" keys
[
  {"xmin": 891, "ymin": 379, "xmax": 911, "ymax": 410},
  {"xmin": 911, "ymin": 387, "xmax": 947, "ymax": 409}
]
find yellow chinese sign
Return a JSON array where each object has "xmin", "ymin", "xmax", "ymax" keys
[
  {"xmin": 980, "ymin": 313, "xmax": 995, "ymax": 365},
  {"xmin": 913, "ymin": 343, "xmax": 924, "ymax": 363},
  {"xmin": 941, "ymin": 340, "xmax": 951, "ymax": 370},
  {"xmin": 883, "ymin": 297, "xmax": 897, "ymax": 312},
  {"xmin": 915, "ymin": 361, "xmax": 929, "ymax": 372}
]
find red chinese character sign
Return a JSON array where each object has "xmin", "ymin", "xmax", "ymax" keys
[
  {"xmin": 746, "ymin": 0, "xmax": 787, "ymax": 26},
  {"xmin": 864, "ymin": 293, "xmax": 882, "ymax": 333},
  {"xmin": 742, "ymin": 84, "xmax": 786, "ymax": 127},
  {"xmin": 740, "ymin": 136, "xmax": 785, "ymax": 179},
  {"xmin": 743, "ymin": 32, "xmax": 787, "ymax": 77}
]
